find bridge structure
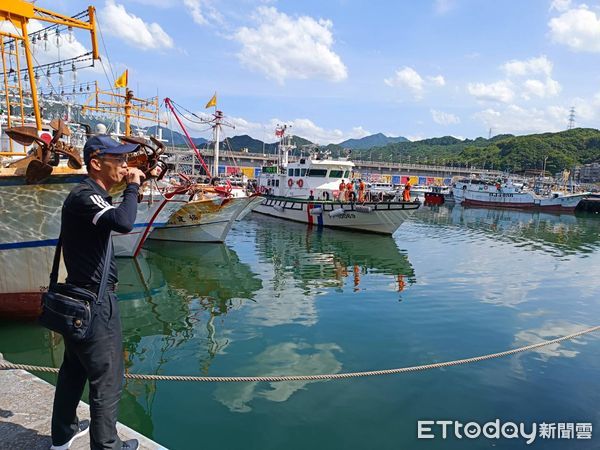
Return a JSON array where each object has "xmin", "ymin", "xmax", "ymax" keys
[{"xmin": 168, "ymin": 148, "xmax": 504, "ymax": 180}]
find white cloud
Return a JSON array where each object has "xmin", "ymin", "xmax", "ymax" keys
[
  {"xmin": 514, "ymin": 322, "xmax": 587, "ymax": 361},
  {"xmin": 99, "ymin": 0, "xmax": 174, "ymax": 50},
  {"xmin": 522, "ymin": 78, "xmax": 561, "ymax": 99},
  {"xmin": 473, "ymin": 104, "xmax": 576, "ymax": 134},
  {"xmin": 384, "ymin": 67, "xmax": 447, "ymax": 100},
  {"xmin": 165, "ymin": 109, "xmax": 369, "ymax": 144},
  {"xmin": 128, "ymin": 0, "xmax": 178, "ymax": 7},
  {"xmin": 384, "ymin": 66, "xmax": 425, "ymax": 99},
  {"xmin": 549, "ymin": 6, "xmax": 600, "ymax": 52},
  {"xmin": 502, "ymin": 55, "xmax": 553, "ymax": 77},
  {"xmin": 470, "ymin": 56, "xmax": 560, "ymax": 104},
  {"xmin": 428, "ymin": 75, "xmax": 446, "ymax": 86},
  {"xmin": 467, "ymin": 80, "xmax": 515, "ymax": 103},
  {"xmin": 434, "ymin": 0, "xmax": 456, "ymax": 14},
  {"xmin": 184, "ymin": 0, "xmax": 223, "ymax": 26},
  {"xmin": 431, "ymin": 109, "xmax": 460, "ymax": 125},
  {"xmin": 550, "ymin": 0, "xmax": 572, "ymax": 12},
  {"xmin": 405, "ymin": 134, "xmax": 425, "ymax": 142},
  {"xmin": 234, "ymin": 7, "xmax": 347, "ymax": 84}
]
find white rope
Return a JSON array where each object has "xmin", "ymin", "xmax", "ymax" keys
[{"xmin": 1, "ymin": 325, "xmax": 597, "ymax": 383}]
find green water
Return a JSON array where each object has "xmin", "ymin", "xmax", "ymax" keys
[{"xmin": 2, "ymin": 206, "xmax": 600, "ymax": 449}]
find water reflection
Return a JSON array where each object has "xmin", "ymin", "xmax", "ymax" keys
[
  {"xmin": 417, "ymin": 205, "xmax": 600, "ymax": 256},
  {"xmin": 252, "ymin": 215, "xmax": 415, "ymax": 292},
  {"xmin": 214, "ymin": 342, "xmax": 343, "ymax": 413},
  {"xmin": 116, "ymin": 242, "xmax": 262, "ymax": 427},
  {"xmin": 207, "ymin": 218, "xmax": 417, "ymax": 412},
  {"xmin": 118, "ymin": 241, "xmax": 263, "ymax": 364}
]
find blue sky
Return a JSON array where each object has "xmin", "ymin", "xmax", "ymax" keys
[{"xmin": 10, "ymin": 0, "xmax": 600, "ymax": 143}]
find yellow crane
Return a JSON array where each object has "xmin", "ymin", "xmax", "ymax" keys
[{"xmin": 0, "ymin": 1, "xmax": 99, "ymax": 154}]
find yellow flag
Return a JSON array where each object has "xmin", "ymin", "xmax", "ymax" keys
[
  {"xmin": 114, "ymin": 70, "xmax": 128, "ymax": 88},
  {"xmin": 205, "ymin": 93, "xmax": 217, "ymax": 108}
]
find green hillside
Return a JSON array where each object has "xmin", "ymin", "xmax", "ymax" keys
[{"xmin": 352, "ymin": 128, "xmax": 600, "ymax": 173}]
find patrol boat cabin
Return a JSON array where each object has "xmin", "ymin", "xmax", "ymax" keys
[
  {"xmin": 259, "ymin": 157, "xmax": 354, "ymax": 201},
  {"xmin": 253, "ymin": 126, "xmax": 420, "ymax": 235}
]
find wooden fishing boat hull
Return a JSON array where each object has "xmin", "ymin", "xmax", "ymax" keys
[
  {"xmin": 0, "ymin": 172, "xmax": 185, "ymax": 319},
  {"xmin": 236, "ymin": 195, "xmax": 264, "ymax": 221},
  {"xmin": 148, "ymin": 196, "xmax": 249, "ymax": 242},
  {"xmin": 112, "ymin": 194, "xmax": 189, "ymax": 257},
  {"xmin": 0, "ymin": 171, "xmax": 83, "ymax": 320},
  {"xmin": 253, "ymin": 196, "xmax": 420, "ymax": 234}
]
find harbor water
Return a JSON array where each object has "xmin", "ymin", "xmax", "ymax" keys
[{"xmin": 1, "ymin": 206, "xmax": 599, "ymax": 449}]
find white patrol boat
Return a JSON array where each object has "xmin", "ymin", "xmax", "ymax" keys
[
  {"xmin": 253, "ymin": 126, "xmax": 420, "ymax": 235},
  {"xmin": 456, "ymin": 177, "xmax": 588, "ymax": 212}
]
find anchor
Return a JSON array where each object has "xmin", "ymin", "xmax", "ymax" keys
[
  {"xmin": 5, "ymin": 119, "xmax": 83, "ymax": 184},
  {"xmin": 119, "ymin": 135, "xmax": 168, "ymax": 182}
]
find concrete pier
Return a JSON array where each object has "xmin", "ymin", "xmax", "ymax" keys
[{"xmin": 0, "ymin": 354, "xmax": 166, "ymax": 449}]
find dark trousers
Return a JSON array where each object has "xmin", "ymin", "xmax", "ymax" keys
[{"xmin": 51, "ymin": 291, "xmax": 124, "ymax": 450}]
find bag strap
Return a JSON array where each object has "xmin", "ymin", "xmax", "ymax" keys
[
  {"xmin": 49, "ymin": 237, "xmax": 63, "ymax": 286},
  {"xmin": 49, "ymin": 233, "xmax": 113, "ymax": 304},
  {"xmin": 96, "ymin": 237, "xmax": 113, "ymax": 303}
]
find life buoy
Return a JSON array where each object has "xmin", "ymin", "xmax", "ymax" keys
[
  {"xmin": 348, "ymin": 191, "xmax": 357, "ymax": 202},
  {"xmin": 484, "ymin": 185, "xmax": 488, "ymax": 190},
  {"xmin": 288, "ymin": 178, "xmax": 294, "ymax": 188},
  {"xmin": 297, "ymin": 179, "xmax": 304, "ymax": 188}
]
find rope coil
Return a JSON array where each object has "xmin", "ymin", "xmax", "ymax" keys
[{"xmin": 1, "ymin": 325, "xmax": 598, "ymax": 383}]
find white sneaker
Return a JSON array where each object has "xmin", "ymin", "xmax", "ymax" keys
[{"xmin": 50, "ymin": 419, "xmax": 90, "ymax": 450}]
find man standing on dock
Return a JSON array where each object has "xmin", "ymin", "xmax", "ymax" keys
[{"xmin": 50, "ymin": 135, "xmax": 145, "ymax": 450}]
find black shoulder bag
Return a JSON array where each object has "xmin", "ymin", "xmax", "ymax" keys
[{"xmin": 38, "ymin": 236, "xmax": 112, "ymax": 342}]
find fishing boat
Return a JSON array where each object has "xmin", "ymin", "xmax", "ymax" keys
[
  {"xmin": 459, "ymin": 178, "xmax": 588, "ymax": 212},
  {"xmin": 253, "ymin": 126, "xmax": 420, "ymax": 234},
  {"xmin": 148, "ymin": 189, "xmax": 241, "ymax": 242},
  {"xmin": 0, "ymin": 3, "xmax": 103, "ymax": 319},
  {"xmin": 0, "ymin": 2, "xmax": 174, "ymax": 318},
  {"xmin": 146, "ymin": 98, "xmax": 255, "ymax": 242}
]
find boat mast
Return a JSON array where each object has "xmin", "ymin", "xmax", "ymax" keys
[
  {"xmin": 276, "ymin": 124, "xmax": 294, "ymax": 173},
  {"xmin": 213, "ymin": 110, "xmax": 222, "ymax": 177},
  {"xmin": 203, "ymin": 109, "xmax": 233, "ymax": 177},
  {"xmin": 82, "ymin": 83, "xmax": 164, "ymax": 137}
]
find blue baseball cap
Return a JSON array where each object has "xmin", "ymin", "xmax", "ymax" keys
[{"xmin": 83, "ymin": 135, "xmax": 139, "ymax": 166}]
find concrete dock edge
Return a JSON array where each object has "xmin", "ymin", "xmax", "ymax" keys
[{"xmin": 0, "ymin": 353, "xmax": 167, "ymax": 450}]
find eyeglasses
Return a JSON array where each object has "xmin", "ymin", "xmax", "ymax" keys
[{"xmin": 100, "ymin": 154, "xmax": 128, "ymax": 164}]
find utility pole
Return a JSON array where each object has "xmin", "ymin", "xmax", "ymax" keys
[{"xmin": 567, "ymin": 107, "xmax": 576, "ymax": 130}]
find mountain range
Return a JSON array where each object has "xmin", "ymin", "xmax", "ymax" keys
[
  {"xmin": 74, "ymin": 116, "xmax": 600, "ymax": 173},
  {"xmin": 338, "ymin": 133, "xmax": 408, "ymax": 149}
]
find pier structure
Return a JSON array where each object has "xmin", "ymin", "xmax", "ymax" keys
[{"xmin": 0, "ymin": 353, "xmax": 165, "ymax": 450}]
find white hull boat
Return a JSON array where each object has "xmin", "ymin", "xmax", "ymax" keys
[
  {"xmin": 0, "ymin": 170, "xmax": 84, "ymax": 319},
  {"xmin": 112, "ymin": 191, "xmax": 189, "ymax": 257},
  {"xmin": 254, "ymin": 126, "xmax": 420, "ymax": 235},
  {"xmin": 459, "ymin": 181, "xmax": 587, "ymax": 212},
  {"xmin": 253, "ymin": 197, "xmax": 419, "ymax": 234},
  {"xmin": 148, "ymin": 195, "xmax": 250, "ymax": 242}
]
